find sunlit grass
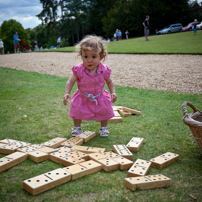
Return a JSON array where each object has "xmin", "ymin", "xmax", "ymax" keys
[
  {"xmin": 45, "ymin": 31, "xmax": 202, "ymax": 54},
  {"xmin": 0, "ymin": 67, "xmax": 202, "ymax": 201}
]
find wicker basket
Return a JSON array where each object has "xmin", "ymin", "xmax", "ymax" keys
[{"xmin": 182, "ymin": 101, "xmax": 202, "ymax": 153}]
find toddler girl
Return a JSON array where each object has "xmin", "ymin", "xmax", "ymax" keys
[{"xmin": 63, "ymin": 35, "xmax": 117, "ymax": 137}]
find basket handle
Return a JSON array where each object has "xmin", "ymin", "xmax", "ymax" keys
[{"xmin": 182, "ymin": 101, "xmax": 199, "ymax": 116}]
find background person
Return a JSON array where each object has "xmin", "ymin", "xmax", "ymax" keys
[
  {"xmin": 13, "ymin": 32, "xmax": 21, "ymax": 53},
  {"xmin": 125, "ymin": 30, "xmax": 129, "ymax": 39},
  {"xmin": 193, "ymin": 19, "xmax": 197, "ymax": 36},
  {"xmin": 115, "ymin": 29, "xmax": 119, "ymax": 41},
  {"xmin": 143, "ymin": 15, "xmax": 150, "ymax": 41},
  {"xmin": 0, "ymin": 39, "xmax": 4, "ymax": 55},
  {"xmin": 57, "ymin": 35, "xmax": 61, "ymax": 48}
]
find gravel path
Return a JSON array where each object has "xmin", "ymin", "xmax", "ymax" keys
[{"xmin": 0, "ymin": 52, "xmax": 201, "ymax": 94}]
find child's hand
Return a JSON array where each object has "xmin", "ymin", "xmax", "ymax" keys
[
  {"xmin": 111, "ymin": 93, "xmax": 117, "ymax": 103},
  {"xmin": 63, "ymin": 93, "xmax": 71, "ymax": 106}
]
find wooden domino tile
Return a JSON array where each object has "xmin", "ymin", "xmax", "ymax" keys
[
  {"xmin": 72, "ymin": 145, "xmax": 105, "ymax": 154},
  {"xmin": 108, "ymin": 116, "xmax": 123, "ymax": 122},
  {"xmin": 38, "ymin": 147, "xmax": 58, "ymax": 154},
  {"xmin": 67, "ymin": 150, "xmax": 89, "ymax": 161},
  {"xmin": 63, "ymin": 160, "xmax": 102, "ymax": 180},
  {"xmin": 150, "ymin": 152, "xmax": 180, "ymax": 169},
  {"xmin": 56, "ymin": 146, "xmax": 72, "ymax": 153},
  {"xmin": 23, "ymin": 168, "xmax": 71, "ymax": 195},
  {"xmin": 49, "ymin": 151, "xmax": 85, "ymax": 166},
  {"xmin": 104, "ymin": 151, "xmax": 120, "ymax": 158},
  {"xmin": 127, "ymin": 159, "xmax": 151, "ymax": 177},
  {"xmin": 110, "ymin": 156, "xmax": 133, "ymax": 170},
  {"xmin": 0, "ymin": 144, "xmax": 23, "ymax": 154},
  {"xmin": 0, "ymin": 143, "xmax": 6, "ymax": 148},
  {"xmin": 0, "ymin": 152, "xmax": 28, "ymax": 172},
  {"xmin": 17, "ymin": 144, "xmax": 44, "ymax": 153},
  {"xmin": 124, "ymin": 174, "xmax": 171, "ymax": 191},
  {"xmin": 118, "ymin": 109, "xmax": 132, "ymax": 117},
  {"xmin": 43, "ymin": 137, "xmax": 67, "ymax": 148},
  {"xmin": 109, "ymin": 111, "xmax": 123, "ymax": 122},
  {"xmin": 78, "ymin": 131, "xmax": 96, "ymax": 142},
  {"xmin": 112, "ymin": 106, "xmax": 122, "ymax": 111},
  {"xmin": 61, "ymin": 137, "xmax": 83, "ymax": 147},
  {"xmin": 104, "ymin": 152, "xmax": 133, "ymax": 170},
  {"xmin": 126, "ymin": 137, "xmax": 144, "ymax": 152},
  {"xmin": 114, "ymin": 111, "xmax": 121, "ymax": 116},
  {"xmin": 122, "ymin": 107, "xmax": 141, "ymax": 115},
  {"xmin": 112, "ymin": 145, "xmax": 133, "ymax": 160},
  {"xmin": 89, "ymin": 153, "xmax": 119, "ymax": 172},
  {"xmin": 60, "ymin": 141, "xmax": 76, "ymax": 148},
  {"xmin": 11, "ymin": 141, "xmax": 31, "ymax": 148},
  {"xmin": 28, "ymin": 151, "xmax": 49, "ymax": 163},
  {"xmin": 0, "ymin": 139, "xmax": 18, "ymax": 144}
]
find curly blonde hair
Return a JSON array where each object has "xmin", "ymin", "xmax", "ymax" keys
[{"xmin": 75, "ymin": 35, "xmax": 107, "ymax": 61}]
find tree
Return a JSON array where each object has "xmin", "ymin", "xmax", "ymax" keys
[
  {"xmin": 88, "ymin": 0, "xmax": 118, "ymax": 36},
  {"xmin": 37, "ymin": 0, "xmax": 59, "ymax": 36},
  {"xmin": 0, "ymin": 19, "xmax": 30, "ymax": 53},
  {"xmin": 102, "ymin": 0, "xmax": 130, "ymax": 38},
  {"xmin": 61, "ymin": 0, "xmax": 91, "ymax": 45},
  {"xmin": 102, "ymin": 0, "xmax": 190, "ymax": 38}
]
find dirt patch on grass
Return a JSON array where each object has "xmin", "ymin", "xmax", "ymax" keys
[{"xmin": 0, "ymin": 52, "xmax": 201, "ymax": 94}]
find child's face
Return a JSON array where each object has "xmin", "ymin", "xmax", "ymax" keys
[{"xmin": 81, "ymin": 49, "xmax": 103, "ymax": 72}]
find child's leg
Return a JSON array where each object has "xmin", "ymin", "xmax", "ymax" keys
[
  {"xmin": 101, "ymin": 120, "xmax": 108, "ymax": 127},
  {"xmin": 72, "ymin": 119, "xmax": 82, "ymax": 136},
  {"xmin": 74, "ymin": 119, "xmax": 81, "ymax": 127}
]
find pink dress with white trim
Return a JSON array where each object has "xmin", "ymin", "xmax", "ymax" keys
[{"xmin": 69, "ymin": 62, "xmax": 115, "ymax": 121}]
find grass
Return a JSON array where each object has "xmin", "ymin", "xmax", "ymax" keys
[
  {"xmin": 45, "ymin": 31, "xmax": 202, "ymax": 54},
  {"xmin": 0, "ymin": 67, "xmax": 202, "ymax": 202}
]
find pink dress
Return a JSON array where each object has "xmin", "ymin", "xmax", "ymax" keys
[{"xmin": 69, "ymin": 62, "xmax": 115, "ymax": 121}]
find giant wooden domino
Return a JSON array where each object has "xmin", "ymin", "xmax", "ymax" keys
[
  {"xmin": 127, "ymin": 159, "xmax": 151, "ymax": 177},
  {"xmin": 0, "ymin": 140, "xmax": 32, "ymax": 154},
  {"xmin": 0, "ymin": 144, "xmax": 23, "ymax": 154},
  {"xmin": 23, "ymin": 168, "xmax": 72, "ymax": 195},
  {"xmin": 89, "ymin": 152, "xmax": 119, "ymax": 172},
  {"xmin": 28, "ymin": 151, "xmax": 49, "ymax": 163},
  {"xmin": 121, "ymin": 107, "xmax": 141, "ymax": 115},
  {"xmin": 0, "ymin": 152, "xmax": 28, "ymax": 172},
  {"xmin": 112, "ymin": 145, "xmax": 133, "ymax": 160},
  {"xmin": 17, "ymin": 144, "xmax": 45, "ymax": 153},
  {"xmin": 78, "ymin": 131, "xmax": 96, "ymax": 142},
  {"xmin": 71, "ymin": 145, "xmax": 105, "ymax": 154},
  {"xmin": 104, "ymin": 152, "xmax": 133, "ymax": 170},
  {"xmin": 150, "ymin": 152, "xmax": 180, "ymax": 169},
  {"xmin": 124, "ymin": 174, "xmax": 171, "ymax": 191},
  {"xmin": 42, "ymin": 137, "xmax": 67, "ymax": 148},
  {"xmin": 0, "ymin": 135, "xmax": 179, "ymax": 195},
  {"xmin": 0, "ymin": 139, "xmax": 31, "ymax": 147},
  {"xmin": 61, "ymin": 137, "xmax": 83, "ymax": 147},
  {"xmin": 109, "ymin": 111, "xmax": 123, "ymax": 122},
  {"xmin": 49, "ymin": 150, "xmax": 85, "ymax": 166},
  {"xmin": 118, "ymin": 109, "xmax": 132, "ymax": 117},
  {"xmin": 63, "ymin": 160, "xmax": 102, "ymax": 180},
  {"xmin": 126, "ymin": 137, "xmax": 144, "ymax": 152}
]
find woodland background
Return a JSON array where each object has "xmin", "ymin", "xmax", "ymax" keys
[{"xmin": 0, "ymin": 0, "xmax": 202, "ymax": 53}]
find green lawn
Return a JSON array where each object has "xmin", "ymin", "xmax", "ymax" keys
[
  {"xmin": 0, "ymin": 67, "xmax": 202, "ymax": 202},
  {"xmin": 45, "ymin": 31, "xmax": 202, "ymax": 54}
]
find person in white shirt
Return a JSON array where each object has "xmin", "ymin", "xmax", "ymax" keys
[
  {"xmin": 57, "ymin": 35, "xmax": 61, "ymax": 48},
  {"xmin": 0, "ymin": 39, "xmax": 4, "ymax": 55}
]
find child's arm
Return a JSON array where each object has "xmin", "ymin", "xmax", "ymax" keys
[
  {"xmin": 106, "ymin": 77, "xmax": 117, "ymax": 103},
  {"xmin": 63, "ymin": 74, "xmax": 77, "ymax": 106}
]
